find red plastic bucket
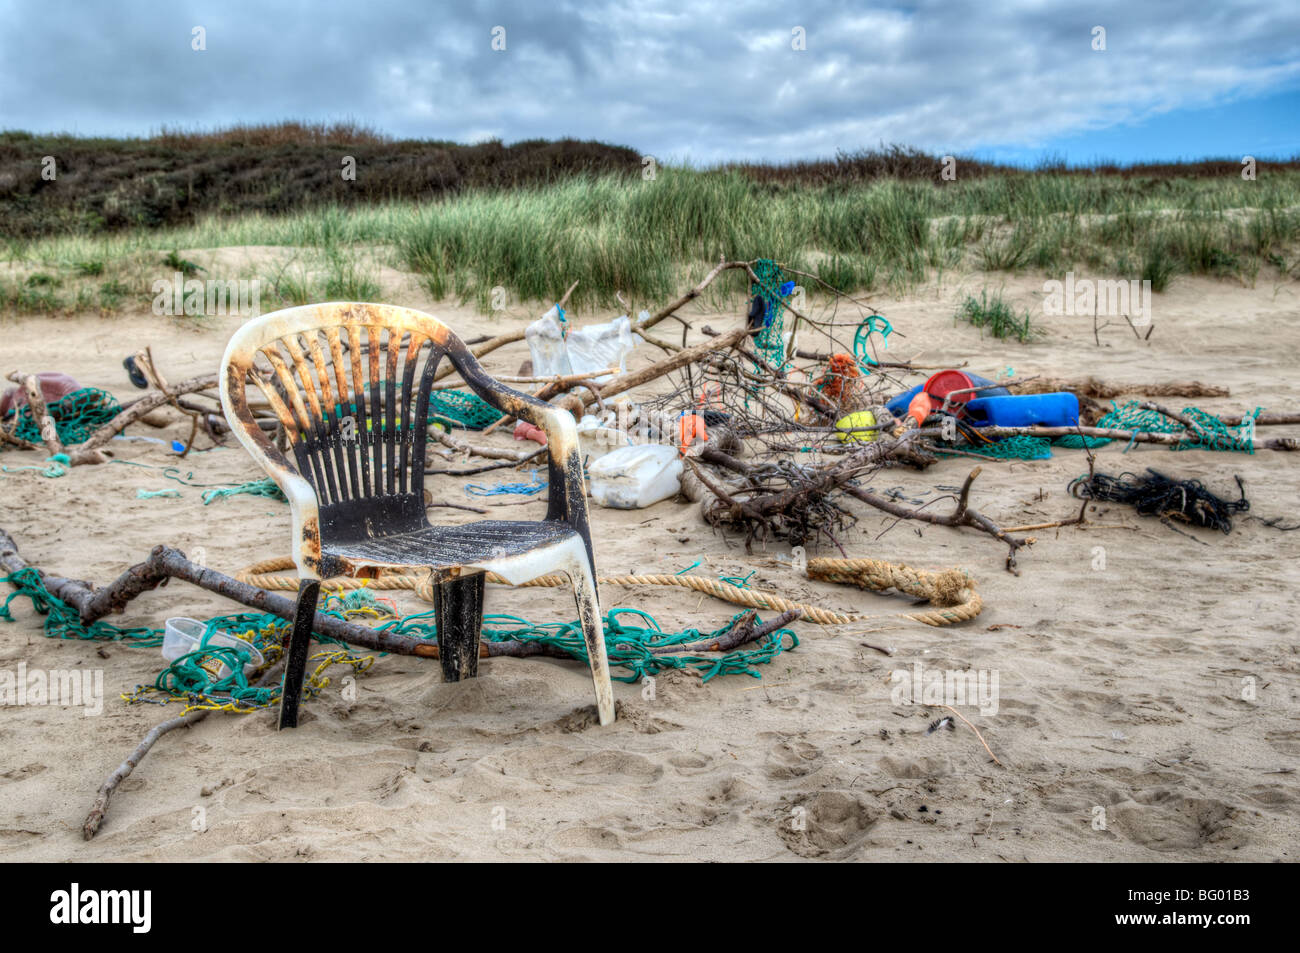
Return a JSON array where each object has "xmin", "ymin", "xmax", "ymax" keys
[{"xmin": 924, "ymin": 369, "xmax": 976, "ymax": 404}]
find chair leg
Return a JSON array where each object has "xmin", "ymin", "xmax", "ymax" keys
[
  {"xmin": 278, "ymin": 578, "xmax": 320, "ymax": 730},
  {"xmin": 433, "ymin": 573, "xmax": 486, "ymax": 681},
  {"xmin": 566, "ymin": 556, "xmax": 616, "ymax": 726}
]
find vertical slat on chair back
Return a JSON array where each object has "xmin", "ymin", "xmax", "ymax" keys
[{"xmin": 247, "ymin": 321, "xmax": 445, "ymax": 508}]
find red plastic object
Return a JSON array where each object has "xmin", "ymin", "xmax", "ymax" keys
[
  {"xmin": 905, "ymin": 369, "xmax": 977, "ymax": 426},
  {"xmin": 924, "ymin": 369, "xmax": 978, "ymax": 419},
  {"xmin": 0, "ymin": 372, "xmax": 81, "ymax": 417},
  {"xmin": 906, "ymin": 391, "xmax": 938, "ymax": 427},
  {"xmin": 923, "ymin": 369, "xmax": 976, "ymax": 404},
  {"xmin": 678, "ymin": 413, "xmax": 708, "ymax": 453},
  {"xmin": 513, "ymin": 419, "xmax": 548, "ymax": 446}
]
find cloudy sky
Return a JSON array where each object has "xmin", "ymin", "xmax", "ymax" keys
[{"xmin": 1, "ymin": 0, "xmax": 1297, "ymax": 164}]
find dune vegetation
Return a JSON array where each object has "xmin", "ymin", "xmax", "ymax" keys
[{"xmin": 2, "ymin": 127, "xmax": 1297, "ymax": 316}]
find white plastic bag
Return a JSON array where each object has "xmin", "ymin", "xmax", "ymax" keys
[
  {"xmin": 566, "ymin": 314, "xmax": 638, "ymax": 383},
  {"xmin": 525, "ymin": 307, "xmax": 639, "ymax": 385},
  {"xmin": 525, "ymin": 305, "xmax": 572, "ymax": 378}
]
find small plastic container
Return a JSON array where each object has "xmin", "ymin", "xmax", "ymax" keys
[
  {"xmin": 587, "ymin": 443, "xmax": 683, "ymax": 509},
  {"xmin": 965, "ymin": 392, "xmax": 1080, "ymax": 428},
  {"xmin": 162, "ymin": 617, "xmax": 264, "ymax": 679}
]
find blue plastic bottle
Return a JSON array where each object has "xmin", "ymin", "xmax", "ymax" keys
[{"xmin": 964, "ymin": 392, "xmax": 1079, "ymax": 428}]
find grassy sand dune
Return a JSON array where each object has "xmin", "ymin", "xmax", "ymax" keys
[{"xmin": 3, "ymin": 166, "xmax": 1299, "ymax": 318}]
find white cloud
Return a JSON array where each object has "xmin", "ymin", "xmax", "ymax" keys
[{"xmin": 0, "ymin": 0, "xmax": 1295, "ymax": 160}]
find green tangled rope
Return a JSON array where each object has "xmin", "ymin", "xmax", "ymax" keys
[
  {"xmin": 147, "ymin": 613, "xmax": 288, "ymax": 710},
  {"xmin": 201, "ymin": 477, "xmax": 287, "ymax": 505},
  {"xmin": 379, "ymin": 607, "xmax": 798, "ymax": 684},
  {"xmin": 3, "ymin": 387, "xmax": 121, "ymax": 446},
  {"xmin": 2, "ymin": 452, "xmax": 70, "ymax": 477},
  {"xmin": 0, "ymin": 568, "xmax": 165, "ymax": 645},
  {"xmin": 1055, "ymin": 400, "xmax": 1262, "ymax": 453},
  {"xmin": 2, "ymin": 567, "xmax": 797, "ymax": 714}
]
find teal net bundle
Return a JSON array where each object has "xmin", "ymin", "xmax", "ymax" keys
[
  {"xmin": 1055, "ymin": 401, "xmax": 1262, "ymax": 453},
  {"xmin": 3, "ymin": 387, "xmax": 120, "ymax": 447},
  {"xmin": 750, "ymin": 259, "xmax": 791, "ymax": 370},
  {"xmin": 427, "ymin": 390, "xmax": 500, "ymax": 430}
]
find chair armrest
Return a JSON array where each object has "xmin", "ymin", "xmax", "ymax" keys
[
  {"xmin": 278, "ymin": 469, "xmax": 324, "ymax": 580},
  {"xmin": 495, "ymin": 389, "xmax": 588, "ymax": 528},
  {"xmin": 454, "ymin": 370, "xmax": 592, "ymax": 547},
  {"xmin": 218, "ymin": 367, "xmax": 324, "ymax": 580}
]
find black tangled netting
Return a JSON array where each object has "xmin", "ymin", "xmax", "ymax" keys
[{"xmin": 1070, "ymin": 468, "xmax": 1250, "ymax": 534}]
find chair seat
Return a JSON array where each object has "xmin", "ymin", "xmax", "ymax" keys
[{"xmin": 323, "ymin": 520, "xmax": 581, "ymax": 574}]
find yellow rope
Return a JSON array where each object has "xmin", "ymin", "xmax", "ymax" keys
[
  {"xmin": 235, "ymin": 555, "xmax": 982, "ymax": 627},
  {"xmin": 806, "ymin": 557, "xmax": 983, "ymax": 627}
]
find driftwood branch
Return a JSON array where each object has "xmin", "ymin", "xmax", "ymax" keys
[
  {"xmin": 701, "ymin": 325, "xmax": 838, "ymax": 417},
  {"xmin": 694, "ymin": 446, "xmax": 1035, "ymax": 573},
  {"xmin": 558, "ymin": 324, "xmax": 758, "ymax": 417},
  {"xmin": 81, "ymin": 659, "xmax": 287, "ymax": 840},
  {"xmin": 841, "ymin": 467, "xmax": 1034, "ymax": 573},
  {"xmin": 687, "ymin": 430, "xmax": 928, "ymax": 551},
  {"xmin": 0, "ymin": 528, "xmax": 439, "ymax": 658},
  {"xmin": 1009, "ymin": 376, "xmax": 1229, "ymax": 400},
  {"xmin": 429, "ymin": 428, "xmax": 537, "ymax": 463},
  {"xmin": 16, "ymin": 373, "xmax": 68, "ymax": 457},
  {"xmin": 4, "ymin": 370, "xmax": 221, "ymax": 465},
  {"xmin": 434, "ymin": 261, "xmax": 752, "ymax": 384},
  {"xmin": 980, "ymin": 423, "xmax": 1299, "ymax": 453}
]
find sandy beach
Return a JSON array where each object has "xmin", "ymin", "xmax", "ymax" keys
[{"xmin": 1, "ymin": 260, "xmax": 1298, "ymax": 862}]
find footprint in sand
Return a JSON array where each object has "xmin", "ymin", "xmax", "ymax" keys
[
  {"xmin": 0, "ymin": 763, "xmax": 47, "ymax": 784},
  {"xmin": 1264, "ymin": 728, "xmax": 1300, "ymax": 757},
  {"xmin": 546, "ymin": 825, "xmax": 625, "ymax": 855},
  {"xmin": 667, "ymin": 752, "xmax": 713, "ymax": 776},
  {"xmin": 764, "ymin": 737, "xmax": 823, "ymax": 780},
  {"xmin": 778, "ymin": 791, "xmax": 881, "ymax": 858},
  {"xmin": 562, "ymin": 700, "xmax": 682, "ymax": 734},
  {"xmin": 877, "ymin": 754, "xmax": 954, "ymax": 779},
  {"xmin": 534, "ymin": 749, "xmax": 664, "ymax": 786},
  {"xmin": 1107, "ymin": 794, "xmax": 1239, "ymax": 852}
]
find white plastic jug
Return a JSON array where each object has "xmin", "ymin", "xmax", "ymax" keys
[{"xmin": 587, "ymin": 443, "xmax": 683, "ymax": 509}]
